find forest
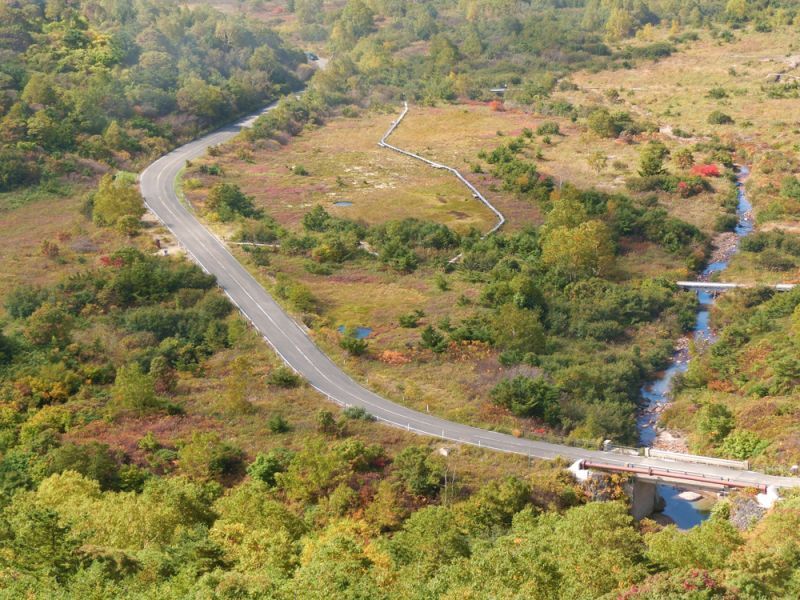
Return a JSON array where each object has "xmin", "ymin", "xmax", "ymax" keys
[{"xmin": 0, "ymin": 0, "xmax": 305, "ymax": 192}]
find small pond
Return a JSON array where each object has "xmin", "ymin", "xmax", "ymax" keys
[{"xmin": 337, "ymin": 325, "xmax": 372, "ymax": 339}]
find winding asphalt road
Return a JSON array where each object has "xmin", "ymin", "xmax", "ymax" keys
[{"xmin": 139, "ymin": 100, "xmax": 800, "ymax": 491}]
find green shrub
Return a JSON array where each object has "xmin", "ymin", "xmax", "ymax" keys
[
  {"xmin": 393, "ymin": 446, "xmax": 444, "ymax": 496},
  {"xmin": 720, "ymin": 430, "xmax": 768, "ymax": 460},
  {"xmin": 245, "ymin": 246, "xmax": 272, "ymax": 266},
  {"xmin": 420, "ymin": 325, "xmax": 448, "ymax": 353},
  {"xmin": 399, "ymin": 309, "xmax": 425, "ymax": 328},
  {"xmin": 5, "ymin": 285, "xmax": 47, "ymax": 319},
  {"xmin": 302, "ymin": 205, "xmax": 331, "ymax": 232},
  {"xmin": 587, "ymin": 108, "xmax": 635, "ymax": 138},
  {"xmin": 304, "ymin": 260, "xmax": 333, "ymax": 275},
  {"xmin": 708, "ymin": 110, "xmax": 734, "ymax": 125},
  {"xmin": 315, "ymin": 409, "xmax": 339, "ymax": 434},
  {"xmin": 91, "ymin": 174, "xmax": 145, "ymax": 228},
  {"xmin": 340, "ymin": 335, "xmax": 368, "ymax": 356},
  {"xmin": 275, "ymin": 276, "xmax": 318, "ymax": 312},
  {"xmin": 341, "ymin": 105, "xmax": 360, "ymax": 118},
  {"xmin": 626, "ymin": 174, "xmax": 677, "ymax": 193},
  {"xmin": 206, "ymin": 182, "xmax": 260, "ymax": 221},
  {"xmin": 622, "ymin": 41, "xmax": 674, "ymax": 60},
  {"xmin": 707, "ymin": 87, "xmax": 728, "ymax": 99},
  {"xmin": 178, "ymin": 432, "xmax": 245, "ymax": 481},
  {"xmin": 236, "ymin": 218, "xmax": 282, "ymax": 244},
  {"xmin": 536, "ymin": 121, "xmax": 560, "ymax": 136},
  {"xmin": 111, "ymin": 363, "xmax": 166, "ymax": 416},
  {"xmin": 268, "ymin": 414, "xmax": 291, "ymax": 433},
  {"xmin": 490, "ymin": 376, "xmax": 561, "ymax": 424},
  {"xmin": 714, "ymin": 214, "xmax": 738, "ymax": 232},
  {"xmin": 41, "ymin": 442, "xmax": 121, "ymax": 491},
  {"xmin": 247, "ymin": 448, "xmax": 294, "ymax": 486},
  {"xmin": 758, "ymin": 249, "xmax": 795, "ymax": 272},
  {"xmin": 740, "ymin": 234, "xmax": 768, "ymax": 253},
  {"xmin": 342, "ymin": 406, "xmax": 375, "ymax": 421},
  {"xmin": 696, "ymin": 403, "xmax": 734, "ymax": 444},
  {"xmin": 267, "ymin": 366, "xmax": 301, "ymax": 388},
  {"xmin": 638, "ymin": 141, "xmax": 669, "ymax": 177},
  {"xmin": 0, "ymin": 149, "xmax": 41, "ymax": 191}
]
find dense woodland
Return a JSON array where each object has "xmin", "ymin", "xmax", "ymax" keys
[
  {"xmin": 3, "ymin": 0, "xmax": 800, "ymax": 597},
  {"xmin": 0, "ymin": 248, "xmax": 797, "ymax": 596},
  {"xmin": 0, "ymin": 0, "xmax": 305, "ymax": 192},
  {"xmin": 253, "ymin": 0, "xmax": 800, "ymax": 110}
]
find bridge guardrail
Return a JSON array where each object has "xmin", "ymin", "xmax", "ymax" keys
[
  {"xmin": 644, "ymin": 447, "xmax": 749, "ymax": 470},
  {"xmin": 602, "ymin": 441, "xmax": 750, "ymax": 470},
  {"xmin": 580, "ymin": 460, "xmax": 767, "ymax": 493},
  {"xmin": 602, "ymin": 441, "xmax": 642, "ymax": 457}
]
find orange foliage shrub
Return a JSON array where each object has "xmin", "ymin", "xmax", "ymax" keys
[
  {"xmin": 378, "ymin": 350, "xmax": 411, "ymax": 365},
  {"xmin": 708, "ymin": 379, "xmax": 736, "ymax": 393}
]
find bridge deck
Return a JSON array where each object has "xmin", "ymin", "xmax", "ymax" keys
[{"xmin": 580, "ymin": 460, "xmax": 768, "ymax": 493}]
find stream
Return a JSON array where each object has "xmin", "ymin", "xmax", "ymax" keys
[{"xmin": 637, "ymin": 166, "xmax": 753, "ymax": 528}]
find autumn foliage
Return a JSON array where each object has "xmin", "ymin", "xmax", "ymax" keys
[
  {"xmin": 378, "ymin": 350, "xmax": 412, "ymax": 365},
  {"xmin": 691, "ymin": 164, "xmax": 721, "ymax": 177}
]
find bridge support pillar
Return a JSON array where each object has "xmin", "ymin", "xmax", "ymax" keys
[{"xmin": 628, "ymin": 480, "xmax": 665, "ymax": 520}]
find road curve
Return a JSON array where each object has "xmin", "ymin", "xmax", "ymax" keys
[{"xmin": 139, "ymin": 102, "xmax": 799, "ymax": 491}]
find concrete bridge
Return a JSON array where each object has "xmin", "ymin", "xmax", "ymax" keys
[
  {"xmin": 677, "ymin": 281, "xmax": 796, "ymax": 292},
  {"xmin": 570, "ymin": 445, "xmax": 786, "ymax": 519}
]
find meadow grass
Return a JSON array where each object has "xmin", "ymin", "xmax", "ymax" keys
[
  {"xmin": 186, "ymin": 110, "xmax": 497, "ymax": 234},
  {"xmin": 180, "ymin": 96, "xmax": 723, "ymax": 441},
  {"xmin": 570, "ymin": 28, "xmax": 800, "ymax": 228}
]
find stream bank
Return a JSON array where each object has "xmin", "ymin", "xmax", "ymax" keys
[{"xmin": 637, "ymin": 166, "xmax": 753, "ymax": 528}]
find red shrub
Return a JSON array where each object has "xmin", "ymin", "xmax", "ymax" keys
[
  {"xmin": 99, "ymin": 255, "xmax": 124, "ymax": 268},
  {"xmin": 691, "ymin": 163, "xmax": 721, "ymax": 177}
]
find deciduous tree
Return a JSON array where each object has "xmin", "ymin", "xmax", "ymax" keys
[
  {"xmin": 541, "ymin": 220, "xmax": 615, "ymax": 280},
  {"xmin": 91, "ymin": 174, "xmax": 145, "ymax": 228},
  {"xmin": 110, "ymin": 362, "xmax": 162, "ymax": 416},
  {"xmin": 24, "ymin": 303, "xmax": 73, "ymax": 347}
]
